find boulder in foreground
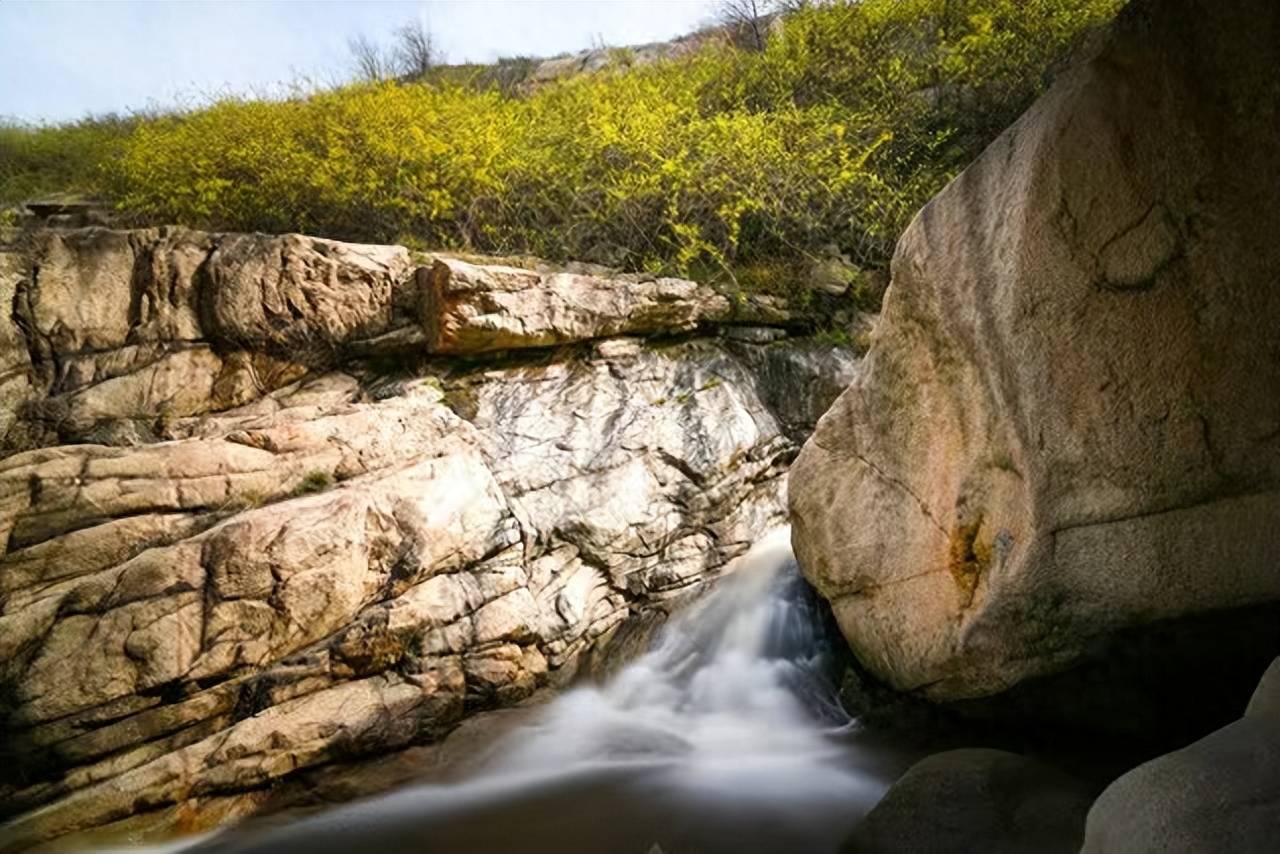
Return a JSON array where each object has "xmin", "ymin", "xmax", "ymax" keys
[
  {"xmin": 1082, "ymin": 657, "xmax": 1280, "ymax": 853},
  {"xmin": 790, "ymin": 0, "xmax": 1280, "ymax": 702},
  {"xmin": 846, "ymin": 748, "xmax": 1096, "ymax": 854}
]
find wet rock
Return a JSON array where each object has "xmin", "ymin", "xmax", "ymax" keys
[
  {"xmin": 1081, "ymin": 658, "xmax": 1280, "ymax": 853},
  {"xmin": 847, "ymin": 749, "xmax": 1096, "ymax": 854},
  {"xmin": 728, "ymin": 337, "xmax": 860, "ymax": 438},
  {"xmin": 790, "ymin": 0, "xmax": 1280, "ymax": 701}
]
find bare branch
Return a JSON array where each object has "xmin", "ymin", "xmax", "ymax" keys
[
  {"xmin": 348, "ymin": 34, "xmax": 390, "ymax": 82},
  {"xmin": 715, "ymin": 0, "xmax": 773, "ymax": 51},
  {"xmin": 393, "ymin": 19, "xmax": 437, "ymax": 78}
]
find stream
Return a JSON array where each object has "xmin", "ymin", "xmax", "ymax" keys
[{"xmin": 175, "ymin": 529, "xmax": 908, "ymax": 854}]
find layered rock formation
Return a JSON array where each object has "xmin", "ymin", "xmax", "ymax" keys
[
  {"xmin": 0, "ymin": 226, "xmax": 856, "ymax": 849},
  {"xmin": 423, "ymin": 258, "xmax": 791, "ymax": 354},
  {"xmin": 790, "ymin": 0, "xmax": 1280, "ymax": 704}
]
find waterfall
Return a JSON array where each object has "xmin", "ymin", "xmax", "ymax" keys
[
  {"xmin": 491, "ymin": 527, "xmax": 852, "ymax": 773},
  {"xmin": 186, "ymin": 529, "xmax": 897, "ymax": 854}
]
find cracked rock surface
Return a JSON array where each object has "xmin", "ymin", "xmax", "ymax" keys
[
  {"xmin": 0, "ymin": 226, "xmax": 857, "ymax": 849},
  {"xmin": 789, "ymin": 0, "xmax": 1280, "ymax": 701}
]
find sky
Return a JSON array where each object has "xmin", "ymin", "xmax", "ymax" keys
[{"xmin": 0, "ymin": 0, "xmax": 720, "ymax": 123}]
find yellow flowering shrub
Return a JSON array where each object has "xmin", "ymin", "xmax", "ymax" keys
[{"xmin": 2, "ymin": 0, "xmax": 1123, "ymax": 285}]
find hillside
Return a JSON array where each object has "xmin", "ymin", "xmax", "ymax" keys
[{"xmin": 1, "ymin": 0, "xmax": 1119, "ymax": 300}]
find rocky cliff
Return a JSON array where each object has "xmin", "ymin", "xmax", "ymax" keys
[
  {"xmin": 0, "ymin": 226, "xmax": 856, "ymax": 849},
  {"xmin": 790, "ymin": 0, "xmax": 1280, "ymax": 712}
]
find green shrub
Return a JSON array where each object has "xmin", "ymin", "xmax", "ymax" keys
[
  {"xmin": 292, "ymin": 469, "xmax": 335, "ymax": 496},
  {"xmin": 3, "ymin": 0, "xmax": 1122, "ymax": 287},
  {"xmin": 0, "ymin": 115, "xmax": 134, "ymax": 205}
]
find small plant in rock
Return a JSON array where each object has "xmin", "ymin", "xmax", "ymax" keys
[{"xmin": 293, "ymin": 470, "xmax": 335, "ymax": 496}]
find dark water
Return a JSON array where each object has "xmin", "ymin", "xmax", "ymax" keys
[{"xmin": 156, "ymin": 530, "xmax": 909, "ymax": 854}]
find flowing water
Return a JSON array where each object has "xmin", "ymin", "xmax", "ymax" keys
[{"xmin": 184, "ymin": 528, "xmax": 906, "ymax": 854}]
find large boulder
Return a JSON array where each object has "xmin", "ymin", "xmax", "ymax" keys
[
  {"xmin": 790, "ymin": 0, "xmax": 1280, "ymax": 702},
  {"xmin": 846, "ymin": 749, "xmax": 1096, "ymax": 854},
  {"xmin": 1082, "ymin": 658, "xmax": 1280, "ymax": 853}
]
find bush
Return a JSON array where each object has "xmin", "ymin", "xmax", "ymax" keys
[
  {"xmin": 4, "ymin": 0, "xmax": 1122, "ymax": 285},
  {"xmin": 0, "ymin": 115, "xmax": 134, "ymax": 205}
]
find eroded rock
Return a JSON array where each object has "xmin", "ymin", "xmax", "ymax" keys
[
  {"xmin": 790, "ymin": 0, "xmax": 1280, "ymax": 701},
  {"xmin": 205, "ymin": 234, "xmax": 413, "ymax": 359},
  {"xmin": 0, "ymin": 232, "xmax": 856, "ymax": 849},
  {"xmin": 423, "ymin": 257, "xmax": 793, "ymax": 354}
]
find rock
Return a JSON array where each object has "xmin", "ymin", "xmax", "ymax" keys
[
  {"xmin": 523, "ymin": 29, "xmax": 725, "ymax": 89},
  {"xmin": 723, "ymin": 325, "xmax": 787, "ymax": 344},
  {"xmin": 205, "ymin": 233, "xmax": 413, "ymax": 360},
  {"xmin": 845, "ymin": 310, "xmax": 877, "ymax": 353},
  {"xmin": 457, "ymin": 338, "xmax": 813, "ymax": 601},
  {"xmin": 7, "ymin": 230, "xmax": 814, "ymax": 450},
  {"xmin": 0, "ymin": 248, "xmax": 38, "ymax": 445},
  {"xmin": 0, "ymin": 232, "xmax": 857, "ymax": 849},
  {"xmin": 27, "ymin": 227, "xmax": 209, "ymax": 357},
  {"xmin": 27, "ymin": 347, "xmax": 310, "ymax": 440},
  {"xmin": 6, "ymin": 228, "xmax": 412, "ymax": 448},
  {"xmin": 790, "ymin": 0, "xmax": 1280, "ymax": 702},
  {"xmin": 809, "ymin": 243, "xmax": 860, "ymax": 296},
  {"xmin": 727, "ymin": 337, "xmax": 860, "ymax": 438},
  {"xmin": 847, "ymin": 749, "xmax": 1096, "ymax": 854},
  {"xmin": 22, "ymin": 195, "xmax": 112, "ymax": 228},
  {"xmin": 1082, "ymin": 658, "xmax": 1280, "ymax": 853},
  {"xmin": 423, "ymin": 257, "xmax": 793, "ymax": 354}
]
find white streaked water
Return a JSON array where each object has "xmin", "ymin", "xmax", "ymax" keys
[
  {"xmin": 490, "ymin": 527, "xmax": 854, "ymax": 776},
  {"xmin": 144, "ymin": 529, "xmax": 902, "ymax": 854}
]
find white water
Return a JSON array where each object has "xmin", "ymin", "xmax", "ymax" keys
[
  {"xmin": 173, "ymin": 529, "xmax": 902, "ymax": 854},
  {"xmin": 491, "ymin": 527, "xmax": 858, "ymax": 777}
]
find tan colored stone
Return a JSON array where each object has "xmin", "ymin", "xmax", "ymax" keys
[
  {"xmin": 423, "ymin": 257, "xmax": 793, "ymax": 354},
  {"xmin": 206, "ymin": 233, "xmax": 412, "ymax": 358},
  {"xmin": 0, "ymin": 249, "xmax": 38, "ymax": 445},
  {"xmin": 0, "ymin": 234, "xmax": 857, "ymax": 848},
  {"xmin": 790, "ymin": 0, "xmax": 1280, "ymax": 699}
]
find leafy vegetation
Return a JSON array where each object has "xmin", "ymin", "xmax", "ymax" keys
[
  {"xmin": 1, "ymin": 0, "xmax": 1122, "ymax": 287},
  {"xmin": 0, "ymin": 115, "xmax": 135, "ymax": 206}
]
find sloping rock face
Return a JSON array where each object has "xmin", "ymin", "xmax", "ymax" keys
[
  {"xmin": 790, "ymin": 0, "xmax": 1280, "ymax": 702},
  {"xmin": 0, "ymin": 227, "xmax": 856, "ymax": 849}
]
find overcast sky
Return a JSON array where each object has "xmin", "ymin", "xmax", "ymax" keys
[{"xmin": 0, "ymin": 0, "xmax": 719, "ymax": 123}]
